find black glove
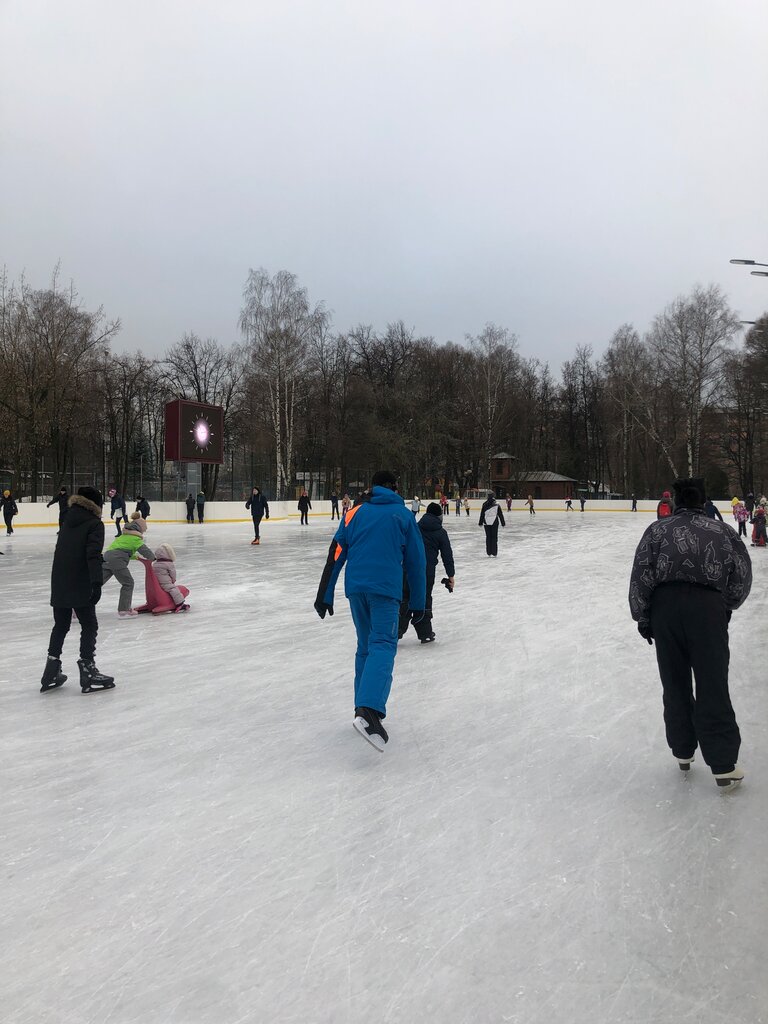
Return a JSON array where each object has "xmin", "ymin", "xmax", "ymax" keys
[
  {"xmin": 314, "ymin": 598, "xmax": 334, "ymax": 620},
  {"xmin": 90, "ymin": 582, "xmax": 102, "ymax": 605},
  {"xmin": 411, "ymin": 609, "xmax": 425, "ymax": 624},
  {"xmin": 441, "ymin": 577, "xmax": 454, "ymax": 593},
  {"xmin": 637, "ymin": 621, "xmax": 653, "ymax": 645}
]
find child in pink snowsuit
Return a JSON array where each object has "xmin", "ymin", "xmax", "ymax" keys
[{"xmin": 152, "ymin": 544, "xmax": 189, "ymax": 611}]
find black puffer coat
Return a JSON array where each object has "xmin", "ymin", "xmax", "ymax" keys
[
  {"xmin": 418, "ymin": 510, "xmax": 455, "ymax": 577},
  {"xmin": 246, "ymin": 492, "xmax": 270, "ymax": 518},
  {"xmin": 50, "ymin": 494, "xmax": 105, "ymax": 607}
]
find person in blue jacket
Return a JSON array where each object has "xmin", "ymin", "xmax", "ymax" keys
[{"xmin": 314, "ymin": 470, "xmax": 426, "ymax": 752}]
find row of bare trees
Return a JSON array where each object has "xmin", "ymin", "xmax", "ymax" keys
[{"xmin": 1, "ymin": 265, "xmax": 766, "ymax": 501}]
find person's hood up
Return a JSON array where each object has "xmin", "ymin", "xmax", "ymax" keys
[
  {"xmin": 662, "ymin": 491, "xmax": 671, "ymax": 499},
  {"xmin": 154, "ymin": 543, "xmax": 176, "ymax": 561},
  {"xmin": 371, "ymin": 486, "xmax": 405, "ymax": 506},
  {"xmin": 125, "ymin": 517, "xmax": 147, "ymax": 535},
  {"xmin": 419, "ymin": 511, "xmax": 445, "ymax": 534},
  {"xmin": 68, "ymin": 493, "xmax": 102, "ymax": 518},
  {"xmin": 426, "ymin": 502, "xmax": 442, "ymax": 517}
]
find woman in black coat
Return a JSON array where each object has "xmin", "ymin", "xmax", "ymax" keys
[{"xmin": 42, "ymin": 487, "xmax": 114, "ymax": 694}]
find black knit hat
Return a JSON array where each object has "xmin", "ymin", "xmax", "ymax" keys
[
  {"xmin": 672, "ymin": 477, "xmax": 706, "ymax": 509},
  {"xmin": 426, "ymin": 502, "xmax": 442, "ymax": 516},
  {"xmin": 78, "ymin": 485, "xmax": 103, "ymax": 508}
]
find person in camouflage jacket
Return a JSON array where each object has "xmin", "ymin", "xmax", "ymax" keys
[{"xmin": 628, "ymin": 478, "xmax": 752, "ymax": 789}]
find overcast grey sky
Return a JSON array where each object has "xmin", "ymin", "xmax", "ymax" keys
[{"xmin": 2, "ymin": 1, "xmax": 767, "ymax": 364}]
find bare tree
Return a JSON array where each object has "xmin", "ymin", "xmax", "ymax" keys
[
  {"xmin": 648, "ymin": 285, "xmax": 739, "ymax": 476},
  {"xmin": 240, "ymin": 269, "xmax": 329, "ymax": 498},
  {"xmin": 466, "ymin": 323, "xmax": 518, "ymax": 489}
]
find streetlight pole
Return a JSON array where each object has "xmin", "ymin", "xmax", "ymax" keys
[{"xmin": 730, "ymin": 258, "xmax": 768, "ymax": 278}]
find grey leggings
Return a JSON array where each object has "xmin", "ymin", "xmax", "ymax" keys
[{"xmin": 102, "ymin": 557, "xmax": 135, "ymax": 612}]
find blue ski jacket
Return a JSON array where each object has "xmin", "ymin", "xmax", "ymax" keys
[{"xmin": 321, "ymin": 486, "xmax": 426, "ymax": 609}]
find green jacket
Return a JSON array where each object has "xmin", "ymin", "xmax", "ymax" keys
[{"xmin": 106, "ymin": 530, "xmax": 154, "ymax": 561}]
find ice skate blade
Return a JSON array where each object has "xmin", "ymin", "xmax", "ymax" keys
[
  {"xmin": 81, "ymin": 682, "xmax": 116, "ymax": 694},
  {"xmin": 353, "ymin": 717, "xmax": 386, "ymax": 753},
  {"xmin": 716, "ymin": 778, "xmax": 743, "ymax": 791},
  {"xmin": 40, "ymin": 679, "xmax": 67, "ymax": 693}
]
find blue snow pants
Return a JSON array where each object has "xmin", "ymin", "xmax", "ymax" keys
[{"xmin": 348, "ymin": 593, "xmax": 400, "ymax": 718}]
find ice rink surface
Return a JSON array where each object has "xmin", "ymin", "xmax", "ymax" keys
[{"xmin": 2, "ymin": 510, "xmax": 767, "ymax": 1024}]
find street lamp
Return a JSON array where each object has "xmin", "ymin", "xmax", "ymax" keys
[
  {"xmin": 750, "ymin": 271, "xmax": 768, "ymax": 278},
  {"xmin": 730, "ymin": 259, "xmax": 768, "ymax": 267}
]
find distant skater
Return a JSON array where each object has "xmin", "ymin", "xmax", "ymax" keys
[
  {"xmin": 440, "ymin": 493, "xmax": 449, "ymax": 516},
  {"xmin": 565, "ymin": 497, "xmax": 574, "ymax": 511},
  {"xmin": 185, "ymin": 493, "xmax": 195, "ymax": 523},
  {"xmin": 579, "ymin": 497, "xmax": 586, "ymax": 512},
  {"xmin": 410, "ymin": 496, "xmax": 422, "ymax": 516},
  {"xmin": 246, "ymin": 486, "xmax": 269, "ymax": 544},
  {"xmin": 455, "ymin": 496, "xmax": 461, "ymax": 515},
  {"xmin": 656, "ymin": 490, "xmax": 673, "ymax": 519},
  {"xmin": 196, "ymin": 491, "xmax": 205, "ymax": 523},
  {"xmin": 525, "ymin": 494, "xmax": 536, "ymax": 515},
  {"xmin": 330, "ymin": 490, "xmax": 340, "ymax": 520},
  {"xmin": 342, "ymin": 493, "xmax": 352, "ymax": 515},
  {"xmin": 135, "ymin": 495, "xmax": 151, "ymax": 519},
  {"xmin": 479, "ymin": 492, "xmax": 505, "ymax": 556},
  {"xmin": 47, "ymin": 487, "xmax": 69, "ymax": 531},
  {"xmin": 505, "ymin": 494, "xmax": 512, "ymax": 512},
  {"xmin": 298, "ymin": 488, "xmax": 312, "ymax": 525},
  {"xmin": 733, "ymin": 500, "xmax": 748, "ymax": 538},
  {"xmin": 629, "ymin": 478, "xmax": 752, "ymax": 790},
  {"xmin": 631, "ymin": 494, "xmax": 637, "ymax": 512},
  {"xmin": 704, "ymin": 498, "xmax": 724, "ymax": 522},
  {"xmin": 2, "ymin": 490, "xmax": 18, "ymax": 535},
  {"xmin": 108, "ymin": 488, "xmax": 128, "ymax": 535},
  {"xmin": 463, "ymin": 497, "xmax": 471, "ymax": 517}
]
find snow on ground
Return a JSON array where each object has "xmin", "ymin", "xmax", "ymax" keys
[{"xmin": 2, "ymin": 510, "xmax": 767, "ymax": 1024}]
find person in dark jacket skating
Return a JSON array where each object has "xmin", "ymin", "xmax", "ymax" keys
[
  {"xmin": 196, "ymin": 491, "xmax": 205, "ymax": 523},
  {"xmin": 704, "ymin": 498, "xmax": 723, "ymax": 521},
  {"xmin": 298, "ymin": 489, "xmax": 312, "ymax": 525},
  {"xmin": 135, "ymin": 495, "xmax": 151, "ymax": 519},
  {"xmin": 2, "ymin": 489, "xmax": 18, "ymax": 535},
  {"xmin": 745, "ymin": 492, "xmax": 755, "ymax": 523},
  {"xmin": 314, "ymin": 470, "xmax": 426, "ymax": 752},
  {"xmin": 330, "ymin": 490, "xmax": 340, "ymax": 520},
  {"xmin": 108, "ymin": 488, "xmax": 128, "ymax": 535},
  {"xmin": 47, "ymin": 487, "xmax": 69, "ymax": 530},
  {"xmin": 245, "ymin": 486, "xmax": 270, "ymax": 544},
  {"xmin": 479, "ymin": 492, "xmax": 505, "ymax": 556},
  {"xmin": 629, "ymin": 478, "xmax": 752, "ymax": 790},
  {"xmin": 41, "ymin": 486, "xmax": 115, "ymax": 694},
  {"xmin": 185, "ymin": 493, "xmax": 195, "ymax": 523},
  {"xmin": 399, "ymin": 502, "xmax": 455, "ymax": 643}
]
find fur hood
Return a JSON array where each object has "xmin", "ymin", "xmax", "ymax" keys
[{"xmin": 68, "ymin": 493, "xmax": 102, "ymax": 518}]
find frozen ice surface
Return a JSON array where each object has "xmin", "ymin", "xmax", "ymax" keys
[{"xmin": 2, "ymin": 511, "xmax": 768, "ymax": 1024}]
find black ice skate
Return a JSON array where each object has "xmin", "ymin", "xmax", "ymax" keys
[
  {"xmin": 677, "ymin": 756, "xmax": 694, "ymax": 772},
  {"xmin": 353, "ymin": 706, "xmax": 388, "ymax": 752},
  {"xmin": 40, "ymin": 657, "xmax": 67, "ymax": 692},
  {"xmin": 420, "ymin": 634, "xmax": 436, "ymax": 644},
  {"xmin": 78, "ymin": 659, "xmax": 116, "ymax": 694},
  {"xmin": 713, "ymin": 766, "xmax": 744, "ymax": 792}
]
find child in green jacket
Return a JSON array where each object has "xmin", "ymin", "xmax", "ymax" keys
[{"xmin": 102, "ymin": 513, "xmax": 155, "ymax": 617}]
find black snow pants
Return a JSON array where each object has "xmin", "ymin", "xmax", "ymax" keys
[
  {"xmin": 4, "ymin": 512, "xmax": 14, "ymax": 535},
  {"xmin": 484, "ymin": 521, "xmax": 499, "ymax": 556},
  {"xmin": 48, "ymin": 605, "xmax": 98, "ymax": 662},
  {"xmin": 737, "ymin": 520, "xmax": 747, "ymax": 537},
  {"xmin": 197, "ymin": 504, "xmax": 204, "ymax": 523},
  {"xmin": 650, "ymin": 583, "xmax": 740, "ymax": 773},
  {"xmin": 252, "ymin": 515, "xmax": 263, "ymax": 539},
  {"xmin": 331, "ymin": 502, "xmax": 339, "ymax": 520},
  {"xmin": 399, "ymin": 570, "xmax": 435, "ymax": 640}
]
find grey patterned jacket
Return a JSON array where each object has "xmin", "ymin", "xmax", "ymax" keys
[{"xmin": 629, "ymin": 508, "xmax": 752, "ymax": 624}]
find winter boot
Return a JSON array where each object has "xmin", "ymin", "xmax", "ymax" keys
[
  {"xmin": 713, "ymin": 766, "xmax": 744, "ymax": 792},
  {"xmin": 353, "ymin": 706, "xmax": 388, "ymax": 752},
  {"xmin": 420, "ymin": 634, "xmax": 436, "ymax": 644},
  {"xmin": 171, "ymin": 602, "xmax": 190, "ymax": 612},
  {"xmin": 40, "ymin": 656, "xmax": 67, "ymax": 692},
  {"xmin": 78, "ymin": 659, "xmax": 115, "ymax": 693}
]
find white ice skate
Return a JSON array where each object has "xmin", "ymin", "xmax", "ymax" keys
[{"xmin": 713, "ymin": 766, "xmax": 744, "ymax": 792}]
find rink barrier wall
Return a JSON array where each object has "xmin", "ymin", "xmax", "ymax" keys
[{"xmin": 9, "ymin": 499, "xmax": 737, "ymax": 528}]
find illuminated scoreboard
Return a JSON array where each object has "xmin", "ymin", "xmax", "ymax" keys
[{"xmin": 165, "ymin": 400, "xmax": 224, "ymax": 464}]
